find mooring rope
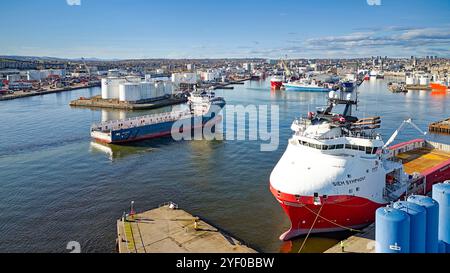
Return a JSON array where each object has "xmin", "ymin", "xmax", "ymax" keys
[
  {"xmin": 301, "ymin": 203, "xmax": 364, "ymax": 233},
  {"xmin": 298, "ymin": 203, "xmax": 324, "ymax": 253}
]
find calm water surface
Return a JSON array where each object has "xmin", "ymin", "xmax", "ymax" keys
[{"xmin": 1, "ymin": 78, "xmax": 449, "ymax": 253}]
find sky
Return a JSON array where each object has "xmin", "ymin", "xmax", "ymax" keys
[{"xmin": 1, "ymin": 0, "xmax": 449, "ymax": 59}]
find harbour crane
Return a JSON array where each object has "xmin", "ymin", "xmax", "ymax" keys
[
  {"xmin": 81, "ymin": 57, "xmax": 91, "ymax": 79},
  {"xmin": 81, "ymin": 57, "xmax": 92, "ymax": 86},
  {"xmin": 279, "ymin": 56, "xmax": 293, "ymax": 79}
]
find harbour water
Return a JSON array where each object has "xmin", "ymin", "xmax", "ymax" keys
[{"xmin": 1, "ymin": 78, "xmax": 450, "ymax": 253}]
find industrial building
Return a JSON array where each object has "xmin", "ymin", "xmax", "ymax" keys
[
  {"xmin": 27, "ymin": 69, "xmax": 66, "ymax": 81},
  {"xmin": 200, "ymin": 69, "xmax": 222, "ymax": 82},
  {"xmin": 6, "ymin": 74, "xmax": 21, "ymax": 83},
  {"xmin": 171, "ymin": 72, "xmax": 198, "ymax": 85},
  {"xmin": 8, "ymin": 82, "xmax": 33, "ymax": 91}
]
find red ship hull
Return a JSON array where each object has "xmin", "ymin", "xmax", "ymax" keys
[
  {"xmin": 430, "ymin": 83, "xmax": 448, "ymax": 91},
  {"xmin": 270, "ymin": 185, "xmax": 384, "ymax": 240},
  {"xmin": 271, "ymin": 81, "xmax": 283, "ymax": 89}
]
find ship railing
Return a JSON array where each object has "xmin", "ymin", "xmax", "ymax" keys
[
  {"xmin": 159, "ymin": 201, "xmax": 179, "ymax": 209},
  {"xmin": 295, "ymin": 132, "xmax": 379, "ymax": 140},
  {"xmin": 91, "ymin": 110, "xmax": 191, "ymax": 132}
]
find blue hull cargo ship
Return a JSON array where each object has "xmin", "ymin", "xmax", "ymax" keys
[{"xmin": 90, "ymin": 91, "xmax": 226, "ymax": 144}]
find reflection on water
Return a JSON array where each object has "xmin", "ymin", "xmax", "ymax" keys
[
  {"xmin": 98, "ymin": 104, "xmax": 189, "ymax": 122},
  {"xmin": 89, "ymin": 142, "xmax": 156, "ymax": 161},
  {"xmin": 280, "ymin": 231, "xmax": 355, "ymax": 253}
]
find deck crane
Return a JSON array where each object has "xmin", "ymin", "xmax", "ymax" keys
[
  {"xmin": 280, "ymin": 56, "xmax": 293, "ymax": 79},
  {"xmin": 383, "ymin": 118, "xmax": 427, "ymax": 149}
]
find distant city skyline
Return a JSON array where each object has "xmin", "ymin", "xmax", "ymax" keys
[{"xmin": 1, "ymin": 0, "xmax": 449, "ymax": 59}]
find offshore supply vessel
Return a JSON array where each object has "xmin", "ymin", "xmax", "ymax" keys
[
  {"xmin": 270, "ymin": 91, "xmax": 450, "ymax": 240},
  {"xmin": 282, "ymin": 78, "xmax": 332, "ymax": 92},
  {"xmin": 91, "ymin": 90, "xmax": 226, "ymax": 144}
]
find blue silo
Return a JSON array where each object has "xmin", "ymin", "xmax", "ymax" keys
[
  {"xmin": 375, "ymin": 207, "xmax": 410, "ymax": 253},
  {"xmin": 432, "ymin": 182, "xmax": 450, "ymax": 247},
  {"xmin": 438, "ymin": 241, "xmax": 447, "ymax": 253},
  {"xmin": 393, "ymin": 201, "xmax": 426, "ymax": 253},
  {"xmin": 407, "ymin": 195, "xmax": 439, "ymax": 253}
]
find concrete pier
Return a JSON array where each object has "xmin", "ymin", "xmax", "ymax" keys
[
  {"xmin": 116, "ymin": 203, "xmax": 257, "ymax": 253},
  {"xmin": 405, "ymin": 84, "xmax": 431, "ymax": 91},
  {"xmin": 0, "ymin": 83, "xmax": 100, "ymax": 101},
  {"xmin": 70, "ymin": 95, "xmax": 187, "ymax": 110},
  {"xmin": 324, "ymin": 224, "xmax": 375, "ymax": 253}
]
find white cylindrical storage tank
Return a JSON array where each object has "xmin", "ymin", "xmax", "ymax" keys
[
  {"xmin": 101, "ymin": 78, "xmax": 110, "ymax": 99},
  {"xmin": 155, "ymin": 82, "xmax": 164, "ymax": 97},
  {"xmin": 104, "ymin": 77, "xmax": 125, "ymax": 99},
  {"xmin": 139, "ymin": 82, "xmax": 151, "ymax": 100},
  {"xmin": 406, "ymin": 76, "xmax": 416, "ymax": 85},
  {"xmin": 419, "ymin": 77, "xmax": 430, "ymax": 86},
  {"xmin": 119, "ymin": 83, "xmax": 141, "ymax": 102},
  {"xmin": 164, "ymin": 82, "xmax": 173, "ymax": 95},
  {"xmin": 149, "ymin": 83, "xmax": 156, "ymax": 99},
  {"xmin": 118, "ymin": 83, "xmax": 127, "ymax": 102}
]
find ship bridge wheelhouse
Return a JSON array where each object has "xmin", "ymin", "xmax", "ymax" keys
[{"xmin": 294, "ymin": 136, "xmax": 383, "ymax": 156}]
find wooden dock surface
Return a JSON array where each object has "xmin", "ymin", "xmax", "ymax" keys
[{"xmin": 116, "ymin": 205, "xmax": 257, "ymax": 253}]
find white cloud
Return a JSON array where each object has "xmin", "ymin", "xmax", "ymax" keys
[{"xmin": 66, "ymin": 0, "xmax": 81, "ymax": 6}]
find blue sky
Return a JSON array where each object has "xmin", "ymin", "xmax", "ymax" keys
[{"xmin": 1, "ymin": 0, "xmax": 449, "ymax": 59}]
